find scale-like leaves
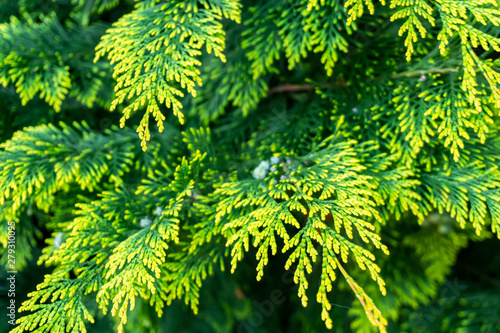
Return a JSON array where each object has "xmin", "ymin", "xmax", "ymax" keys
[
  {"xmin": 216, "ymin": 139, "xmax": 390, "ymax": 331},
  {"xmin": 95, "ymin": 0, "xmax": 241, "ymax": 149}
]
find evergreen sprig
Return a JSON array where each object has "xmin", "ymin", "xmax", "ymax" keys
[
  {"xmin": 0, "ymin": 14, "xmax": 108, "ymax": 111},
  {"xmin": 213, "ymin": 138, "xmax": 390, "ymax": 330},
  {"xmin": 94, "ymin": 0, "xmax": 241, "ymax": 150},
  {"xmin": 2, "ymin": 0, "xmax": 500, "ymax": 332}
]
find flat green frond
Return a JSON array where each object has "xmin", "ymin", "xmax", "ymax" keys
[
  {"xmin": 390, "ymin": 0, "xmax": 435, "ymax": 61},
  {"xmin": 217, "ymin": 141, "xmax": 389, "ymax": 331},
  {"xmin": 375, "ymin": 75, "xmax": 493, "ymax": 164},
  {"xmin": 162, "ymin": 235, "xmax": 226, "ymax": 314},
  {"xmin": 95, "ymin": 1, "xmax": 240, "ymax": 150},
  {"xmin": 0, "ymin": 15, "xmax": 105, "ymax": 111},
  {"xmin": 345, "ymin": 0, "xmax": 386, "ymax": 26},
  {"xmin": 0, "ymin": 122, "xmax": 142, "ymax": 271},
  {"xmin": 5, "ymin": 1, "xmax": 500, "ymax": 332},
  {"xmin": 435, "ymin": 0, "xmax": 500, "ymax": 111},
  {"xmin": 244, "ymin": 0, "xmax": 352, "ymax": 78},
  {"xmin": 419, "ymin": 163, "xmax": 500, "ymax": 236},
  {"xmin": 12, "ymin": 269, "xmax": 97, "ymax": 333},
  {"xmin": 97, "ymin": 198, "xmax": 181, "ymax": 333},
  {"xmin": 0, "ymin": 122, "xmax": 135, "ymax": 212},
  {"xmin": 373, "ymin": 167, "xmax": 422, "ymax": 221},
  {"xmin": 404, "ymin": 287, "xmax": 500, "ymax": 332}
]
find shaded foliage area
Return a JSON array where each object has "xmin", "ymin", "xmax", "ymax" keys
[{"xmin": 1, "ymin": 0, "xmax": 500, "ymax": 332}]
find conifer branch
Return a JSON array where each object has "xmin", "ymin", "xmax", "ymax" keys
[{"xmin": 3, "ymin": 1, "xmax": 500, "ymax": 332}]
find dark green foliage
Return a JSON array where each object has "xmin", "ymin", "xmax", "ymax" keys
[{"xmin": 1, "ymin": 0, "xmax": 500, "ymax": 332}]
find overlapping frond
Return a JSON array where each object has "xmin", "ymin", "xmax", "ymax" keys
[
  {"xmin": 95, "ymin": 0, "xmax": 241, "ymax": 149},
  {"xmin": 243, "ymin": 0, "xmax": 352, "ymax": 79},
  {"xmin": 4, "ymin": 1, "xmax": 500, "ymax": 332},
  {"xmin": 0, "ymin": 15, "xmax": 108, "ymax": 111},
  {"xmin": 0, "ymin": 122, "xmax": 135, "ymax": 212},
  {"xmin": 215, "ymin": 139, "xmax": 389, "ymax": 331}
]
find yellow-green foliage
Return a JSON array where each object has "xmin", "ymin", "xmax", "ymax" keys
[
  {"xmin": 216, "ymin": 138, "xmax": 390, "ymax": 329},
  {"xmin": 95, "ymin": 1, "xmax": 241, "ymax": 150},
  {"xmin": 2, "ymin": 0, "xmax": 500, "ymax": 332},
  {"xmin": 0, "ymin": 15, "xmax": 71, "ymax": 111},
  {"xmin": 0, "ymin": 15, "xmax": 108, "ymax": 111}
]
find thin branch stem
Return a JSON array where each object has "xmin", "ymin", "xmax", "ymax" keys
[
  {"xmin": 266, "ymin": 67, "xmax": 459, "ymax": 95},
  {"xmin": 391, "ymin": 67, "xmax": 458, "ymax": 78},
  {"xmin": 334, "ymin": 257, "xmax": 383, "ymax": 327}
]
